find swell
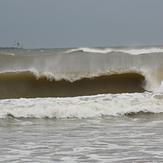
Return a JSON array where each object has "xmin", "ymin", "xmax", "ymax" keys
[{"xmin": 0, "ymin": 71, "xmax": 145, "ymax": 99}]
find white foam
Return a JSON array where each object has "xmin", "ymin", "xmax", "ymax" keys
[
  {"xmin": 0, "ymin": 52, "xmax": 15, "ymax": 56},
  {"xmin": 66, "ymin": 47, "xmax": 163, "ymax": 55},
  {"xmin": 0, "ymin": 92, "xmax": 163, "ymax": 119},
  {"xmin": 66, "ymin": 48, "xmax": 112, "ymax": 54},
  {"xmin": 119, "ymin": 48, "xmax": 163, "ymax": 55},
  {"xmin": 153, "ymin": 81, "xmax": 163, "ymax": 94}
]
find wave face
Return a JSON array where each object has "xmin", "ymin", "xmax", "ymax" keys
[
  {"xmin": 0, "ymin": 47, "xmax": 163, "ymax": 98},
  {"xmin": 0, "ymin": 71, "xmax": 145, "ymax": 99}
]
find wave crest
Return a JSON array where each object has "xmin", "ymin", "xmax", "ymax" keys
[{"xmin": 66, "ymin": 47, "xmax": 163, "ymax": 55}]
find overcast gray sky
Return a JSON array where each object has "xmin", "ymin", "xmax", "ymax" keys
[{"xmin": 0, "ymin": 0, "xmax": 163, "ymax": 48}]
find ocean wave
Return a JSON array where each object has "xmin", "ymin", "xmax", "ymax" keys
[
  {"xmin": 0, "ymin": 71, "xmax": 145, "ymax": 99},
  {"xmin": 0, "ymin": 92, "xmax": 163, "ymax": 118},
  {"xmin": 66, "ymin": 47, "xmax": 163, "ymax": 55},
  {"xmin": 0, "ymin": 65, "xmax": 163, "ymax": 98},
  {"xmin": 0, "ymin": 47, "xmax": 163, "ymax": 98},
  {"xmin": 66, "ymin": 48, "xmax": 113, "ymax": 54}
]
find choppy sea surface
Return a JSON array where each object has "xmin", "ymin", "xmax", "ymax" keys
[
  {"xmin": 1, "ymin": 113, "xmax": 163, "ymax": 162},
  {"xmin": 1, "ymin": 47, "xmax": 163, "ymax": 162}
]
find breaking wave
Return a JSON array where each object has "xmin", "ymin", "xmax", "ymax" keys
[
  {"xmin": 0, "ymin": 47, "xmax": 163, "ymax": 119},
  {"xmin": 0, "ymin": 46, "xmax": 163, "ymax": 98},
  {"xmin": 0, "ymin": 92, "xmax": 163, "ymax": 118},
  {"xmin": 66, "ymin": 47, "xmax": 163, "ymax": 55}
]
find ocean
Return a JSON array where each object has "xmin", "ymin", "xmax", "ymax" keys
[{"xmin": 0, "ymin": 46, "xmax": 163, "ymax": 162}]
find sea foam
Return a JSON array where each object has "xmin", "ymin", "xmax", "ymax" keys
[
  {"xmin": 66, "ymin": 47, "xmax": 163, "ymax": 55},
  {"xmin": 0, "ymin": 92, "xmax": 163, "ymax": 119}
]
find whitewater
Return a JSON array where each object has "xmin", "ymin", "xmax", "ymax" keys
[
  {"xmin": 1, "ymin": 46, "xmax": 163, "ymax": 162},
  {"xmin": 0, "ymin": 92, "xmax": 163, "ymax": 119}
]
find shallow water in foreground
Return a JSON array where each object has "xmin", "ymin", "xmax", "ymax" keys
[{"xmin": 0, "ymin": 114, "xmax": 163, "ymax": 162}]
